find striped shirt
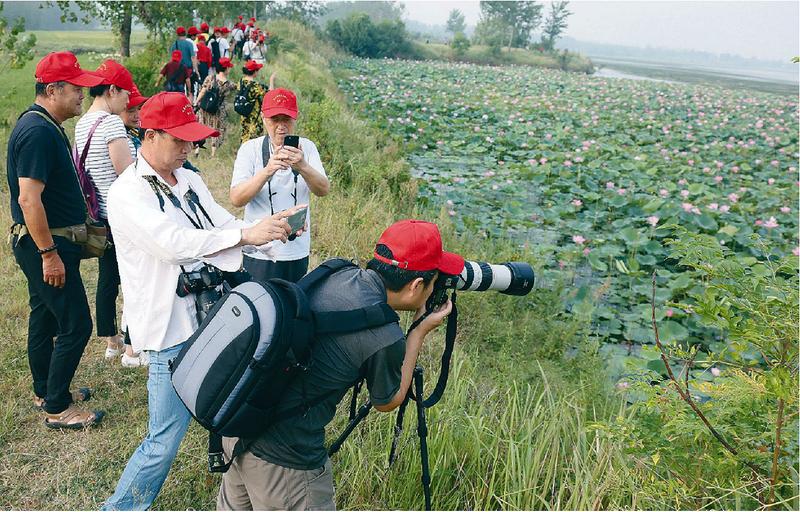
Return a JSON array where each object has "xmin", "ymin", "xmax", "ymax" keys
[{"xmin": 74, "ymin": 111, "xmax": 133, "ymax": 219}]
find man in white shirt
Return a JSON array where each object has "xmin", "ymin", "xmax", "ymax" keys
[
  {"xmin": 230, "ymin": 88, "xmax": 330, "ymax": 283},
  {"xmin": 102, "ymin": 92, "xmax": 304, "ymax": 511},
  {"xmin": 219, "ymin": 26, "xmax": 231, "ymax": 58},
  {"xmin": 231, "ymin": 22, "xmax": 245, "ymax": 59}
]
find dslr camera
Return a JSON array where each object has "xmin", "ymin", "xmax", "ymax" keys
[{"xmin": 427, "ymin": 260, "xmax": 534, "ymax": 311}]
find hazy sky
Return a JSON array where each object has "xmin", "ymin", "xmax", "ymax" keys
[{"xmin": 400, "ymin": 1, "xmax": 800, "ymax": 61}]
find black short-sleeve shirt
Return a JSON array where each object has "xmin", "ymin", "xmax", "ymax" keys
[
  {"xmin": 6, "ymin": 105, "xmax": 86, "ymax": 228},
  {"xmin": 247, "ymin": 267, "xmax": 405, "ymax": 470}
]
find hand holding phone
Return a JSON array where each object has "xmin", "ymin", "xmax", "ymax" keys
[
  {"xmin": 285, "ymin": 206, "xmax": 307, "ymax": 233},
  {"xmin": 282, "ymin": 135, "xmax": 300, "ymax": 148}
]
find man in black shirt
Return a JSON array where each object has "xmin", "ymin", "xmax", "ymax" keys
[
  {"xmin": 217, "ymin": 220, "xmax": 463, "ymax": 510},
  {"xmin": 6, "ymin": 51, "xmax": 106, "ymax": 429}
]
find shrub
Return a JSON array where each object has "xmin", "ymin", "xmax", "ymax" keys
[
  {"xmin": 325, "ymin": 13, "xmax": 417, "ymax": 59},
  {"xmin": 450, "ymin": 31, "xmax": 470, "ymax": 58}
]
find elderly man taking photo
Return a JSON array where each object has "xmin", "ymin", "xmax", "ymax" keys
[
  {"xmin": 102, "ymin": 92, "xmax": 304, "ymax": 511},
  {"xmin": 230, "ymin": 88, "xmax": 329, "ymax": 283}
]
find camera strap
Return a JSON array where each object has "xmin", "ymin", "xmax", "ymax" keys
[
  {"xmin": 261, "ymin": 137, "xmax": 298, "ymax": 216},
  {"xmin": 143, "ymin": 174, "xmax": 215, "ymax": 230}
]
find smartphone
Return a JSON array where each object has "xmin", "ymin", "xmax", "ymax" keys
[
  {"xmin": 282, "ymin": 135, "xmax": 300, "ymax": 148},
  {"xmin": 286, "ymin": 207, "xmax": 307, "ymax": 233}
]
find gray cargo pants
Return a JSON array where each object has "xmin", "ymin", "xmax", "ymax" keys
[{"xmin": 217, "ymin": 437, "xmax": 336, "ymax": 511}]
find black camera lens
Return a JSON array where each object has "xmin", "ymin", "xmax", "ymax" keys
[{"xmin": 500, "ymin": 262, "xmax": 535, "ymax": 296}]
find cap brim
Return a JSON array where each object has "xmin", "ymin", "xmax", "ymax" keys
[
  {"xmin": 262, "ymin": 107, "xmax": 298, "ymax": 119},
  {"xmin": 164, "ymin": 121, "xmax": 220, "ymax": 142},
  {"xmin": 127, "ymin": 96, "xmax": 148, "ymax": 109},
  {"xmin": 438, "ymin": 251, "xmax": 465, "ymax": 275},
  {"xmin": 66, "ymin": 71, "xmax": 105, "ymax": 87}
]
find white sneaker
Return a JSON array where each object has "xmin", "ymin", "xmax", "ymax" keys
[
  {"xmin": 121, "ymin": 353, "xmax": 148, "ymax": 367},
  {"xmin": 105, "ymin": 346, "xmax": 122, "ymax": 360}
]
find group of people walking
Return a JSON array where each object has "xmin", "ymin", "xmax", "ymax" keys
[
  {"xmin": 7, "ymin": 24, "xmax": 457, "ymax": 509},
  {"xmin": 159, "ymin": 19, "xmax": 274, "ymax": 156}
]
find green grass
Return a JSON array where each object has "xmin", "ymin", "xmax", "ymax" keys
[{"xmin": 415, "ymin": 41, "xmax": 595, "ymax": 73}]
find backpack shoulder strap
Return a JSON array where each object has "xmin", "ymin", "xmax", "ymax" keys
[
  {"xmin": 314, "ymin": 303, "xmax": 398, "ymax": 335},
  {"xmin": 79, "ymin": 114, "xmax": 111, "ymax": 171},
  {"xmin": 298, "ymin": 258, "xmax": 356, "ymax": 293},
  {"xmin": 261, "ymin": 136, "xmax": 271, "ymax": 168}
]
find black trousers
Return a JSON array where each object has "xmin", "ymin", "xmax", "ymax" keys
[
  {"xmin": 12, "ymin": 234, "xmax": 92, "ymax": 414},
  {"xmin": 96, "ymin": 244, "xmax": 120, "ymax": 336},
  {"xmin": 243, "ymin": 255, "xmax": 309, "ymax": 284}
]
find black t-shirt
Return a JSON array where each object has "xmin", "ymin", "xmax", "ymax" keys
[
  {"xmin": 6, "ymin": 105, "xmax": 86, "ymax": 228},
  {"xmin": 247, "ymin": 267, "xmax": 405, "ymax": 470}
]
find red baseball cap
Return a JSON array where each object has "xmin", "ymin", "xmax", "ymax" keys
[
  {"xmin": 247, "ymin": 20, "xmax": 255, "ymax": 26},
  {"xmin": 200, "ymin": 22, "xmax": 209, "ymax": 31},
  {"xmin": 188, "ymin": 26, "xmax": 199, "ymax": 36},
  {"xmin": 139, "ymin": 92, "xmax": 219, "ymax": 142},
  {"xmin": 35, "ymin": 51, "xmax": 104, "ymax": 87},
  {"xmin": 213, "ymin": 26, "xmax": 222, "ymax": 34},
  {"xmin": 171, "ymin": 50, "xmax": 182, "ymax": 62},
  {"xmin": 261, "ymin": 88, "xmax": 298, "ymax": 119},
  {"xmin": 221, "ymin": 26, "xmax": 230, "ymax": 34},
  {"xmin": 238, "ymin": 15, "xmax": 243, "ymax": 20},
  {"xmin": 126, "ymin": 85, "xmax": 148, "ymax": 109},
  {"xmin": 244, "ymin": 60, "xmax": 263, "ymax": 72},
  {"xmin": 176, "ymin": 26, "xmax": 186, "ymax": 36},
  {"xmin": 95, "ymin": 59, "xmax": 135, "ymax": 92},
  {"xmin": 197, "ymin": 34, "xmax": 206, "ymax": 43},
  {"xmin": 374, "ymin": 220, "xmax": 464, "ymax": 274},
  {"xmin": 218, "ymin": 57, "xmax": 234, "ymax": 69},
  {"xmin": 249, "ymin": 17, "xmax": 256, "ymax": 21}
]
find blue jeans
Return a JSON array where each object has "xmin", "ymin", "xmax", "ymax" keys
[{"xmin": 103, "ymin": 343, "xmax": 191, "ymax": 510}]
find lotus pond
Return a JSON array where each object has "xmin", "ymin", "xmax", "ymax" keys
[{"xmin": 335, "ymin": 57, "xmax": 798, "ymax": 381}]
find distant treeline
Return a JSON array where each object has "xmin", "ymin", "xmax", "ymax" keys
[{"xmin": 1, "ymin": 1, "xmax": 103, "ymax": 30}]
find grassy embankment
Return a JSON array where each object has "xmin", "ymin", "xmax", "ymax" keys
[
  {"xmin": 414, "ymin": 40, "xmax": 595, "ymax": 73},
  {"xmin": 0, "ymin": 23, "xmax": 656, "ymax": 510}
]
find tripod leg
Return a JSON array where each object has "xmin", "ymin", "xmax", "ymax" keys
[
  {"xmin": 388, "ymin": 391, "xmax": 412, "ymax": 466},
  {"xmin": 328, "ymin": 401, "xmax": 373, "ymax": 457},
  {"xmin": 413, "ymin": 366, "xmax": 432, "ymax": 511}
]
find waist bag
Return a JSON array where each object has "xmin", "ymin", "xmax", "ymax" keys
[{"xmin": 170, "ymin": 258, "xmax": 399, "ymax": 470}]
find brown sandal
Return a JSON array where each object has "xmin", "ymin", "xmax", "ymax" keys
[
  {"xmin": 44, "ymin": 404, "xmax": 105, "ymax": 430},
  {"xmin": 33, "ymin": 388, "xmax": 92, "ymax": 410}
]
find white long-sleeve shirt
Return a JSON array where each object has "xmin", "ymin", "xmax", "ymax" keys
[{"xmin": 108, "ymin": 157, "xmax": 272, "ymax": 353}]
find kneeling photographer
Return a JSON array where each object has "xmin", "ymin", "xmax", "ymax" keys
[
  {"xmin": 215, "ymin": 220, "xmax": 459, "ymax": 511},
  {"xmin": 102, "ymin": 92, "xmax": 304, "ymax": 511}
]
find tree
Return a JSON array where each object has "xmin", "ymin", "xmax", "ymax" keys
[
  {"xmin": 450, "ymin": 31, "xmax": 470, "ymax": 58},
  {"xmin": 0, "ymin": 3, "xmax": 37, "ymax": 74},
  {"xmin": 478, "ymin": 1, "xmax": 542, "ymax": 51},
  {"xmin": 473, "ymin": 14, "xmax": 506, "ymax": 57},
  {"xmin": 264, "ymin": 0, "xmax": 326, "ymax": 26},
  {"xmin": 445, "ymin": 9, "xmax": 465, "ymax": 35},
  {"xmin": 540, "ymin": 0, "xmax": 571, "ymax": 51},
  {"xmin": 326, "ymin": 12, "xmax": 413, "ymax": 59},
  {"xmin": 318, "ymin": 1, "xmax": 404, "ymax": 25}
]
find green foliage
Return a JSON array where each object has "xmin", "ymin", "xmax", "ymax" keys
[
  {"xmin": 473, "ymin": 14, "xmax": 506, "ymax": 56},
  {"xmin": 445, "ymin": 9, "xmax": 466, "ymax": 35},
  {"xmin": 478, "ymin": 0, "xmax": 542, "ymax": 50},
  {"xmin": 449, "ymin": 31, "xmax": 470, "ymax": 58},
  {"xmin": 0, "ymin": 3, "xmax": 36, "ymax": 72},
  {"xmin": 318, "ymin": 1, "xmax": 405, "ymax": 26},
  {"xmin": 540, "ymin": 0, "xmax": 571, "ymax": 51},
  {"xmin": 122, "ymin": 40, "xmax": 166, "ymax": 96},
  {"xmin": 264, "ymin": 0, "xmax": 326, "ymax": 26},
  {"xmin": 325, "ymin": 13, "xmax": 416, "ymax": 59}
]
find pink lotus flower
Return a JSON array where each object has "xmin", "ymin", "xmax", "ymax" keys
[
  {"xmin": 665, "ymin": 308, "xmax": 674, "ymax": 318},
  {"xmin": 714, "ymin": 176, "xmax": 723, "ymax": 183},
  {"xmin": 680, "ymin": 189, "xmax": 690, "ymax": 198},
  {"xmin": 719, "ymin": 205, "xmax": 730, "ymax": 213},
  {"xmin": 540, "ymin": 157, "xmax": 548, "ymax": 164},
  {"xmin": 708, "ymin": 203, "xmax": 719, "ymax": 210},
  {"xmin": 763, "ymin": 217, "xmax": 779, "ymax": 229},
  {"xmin": 572, "ymin": 235, "xmax": 586, "ymax": 245},
  {"xmin": 563, "ymin": 160, "xmax": 573, "ymax": 167},
  {"xmin": 710, "ymin": 367, "xmax": 721, "ymax": 377},
  {"xmin": 616, "ymin": 381, "xmax": 630, "ymax": 390},
  {"xmin": 678, "ymin": 178, "xmax": 688, "ymax": 185},
  {"xmin": 572, "ymin": 199, "xmax": 583, "ymax": 207},
  {"xmin": 732, "ymin": 165, "xmax": 740, "ymax": 172},
  {"xmin": 646, "ymin": 216, "xmax": 660, "ymax": 227},
  {"xmin": 771, "ymin": 160, "xmax": 779, "ymax": 166},
  {"xmin": 448, "ymin": 210, "xmax": 456, "ymax": 216},
  {"xmin": 659, "ymin": 189, "xmax": 669, "ymax": 198},
  {"xmin": 606, "ymin": 181, "xmax": 615, "ymax": 189},
  {"xmin": 755, "ymin": 219, "xmax": 763, "ymax": 226},
  {"xmin": 681, "ymin": 202, "xmax": 694, "ymax": 212},
  {"xmin": 793, "ymin": 246, "xmax": 800, "ymax": 256},
  {"xmin": 617, "ymin": 188, "xmax": 627, "ymax": 195},
  {"xmin": 727, "ymin": 193, "xmax": 739, "ymax": 203},
  {"xmin": 446, "ymin": 199, "xmax": 454, "ymax": 206},
  {"xmin": 528, "ymin": 159, "xmax": 537, "ymax": 166},
  {"xmin": 582, "ymin": 247, "xmax": 591, "ymax": 256},
  {"xmin": 483, "ymin": 170, "xmax": 496, "ymax": 177},
  {"xmin": 780, "ymin": 206, "xmax": 791, "ymax": 213},
  {"xmin": 768, "ymin": 178, "xmax": 775, "ymax": 185}
]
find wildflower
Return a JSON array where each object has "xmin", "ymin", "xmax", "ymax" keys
[
  {"xmin": 646, "ymin": 216, "xmax": 659, "ymax": 227},
  {"xmin": 572, "ymin": 235, "xmax": 586, "ymax": 245}
]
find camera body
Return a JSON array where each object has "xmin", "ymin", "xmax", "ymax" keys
[{"xmin": 176, "ymin": 264, "xmax": 227, "ymax": 322}]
